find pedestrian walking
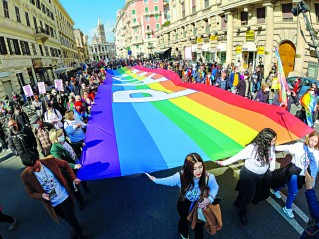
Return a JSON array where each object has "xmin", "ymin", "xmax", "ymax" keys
[
  {"xmin": 215, "ymin": 128, "xmax": 277, "ymax": 225},
  {"xmin": 147, "ymin": 153, "xmax": 219, "ymax": 239},
  {"xmin": 270, "ymin": 131, "xmax": 319, "ymax": 219},
  {"xmin": 20, "ymin": 152, "xmax": 86, "ymax": 239}
]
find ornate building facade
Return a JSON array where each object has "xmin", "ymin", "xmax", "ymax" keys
[
  {"xmin": 114, "ymin": 0, "xmax": 169, "ymax": 59},
  {"xmin": 88, "ymin": 17, "xmax": 116, "ymax": 61},
  {"xmin": 156, "ymin": 0, "xmax": 319, "ymax": 78},
  {"xmin": 0, "ymin": 0, "xmax": 78, "ymax": 99}
]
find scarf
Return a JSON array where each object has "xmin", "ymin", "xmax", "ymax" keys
[{"xmin": 303, "ymin": 144, "xmax": 318, "ymax": 179}]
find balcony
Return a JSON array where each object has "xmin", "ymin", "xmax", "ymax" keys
[
  {"xmin": 144, "ymin": 10, "xmax": 161, "ymax": 16},
  {"xmin": 145, "ymin": 28, "xmax": 152, "ymax": 34},
  {"xmin": 131, "ymin": 22, "xmax": 141, "ymax": 28},
  {"xmin": 35, "ymin": 27, "xmax": 49, "ymax": 44},
  {"xmin": 132, "ymin": 38, "xmax": 144, "ymax": 45}
]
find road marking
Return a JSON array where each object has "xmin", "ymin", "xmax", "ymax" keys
[
  {"xmin": 280, "ymin": 194, "xmax": 309, "ymax": 223},
  {"xmin": 267, "ymin": 197, "xmax": 305, "ymax": 235}
]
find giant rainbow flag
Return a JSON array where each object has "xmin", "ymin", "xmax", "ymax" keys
[{"xmin": 77, "ymin": 67, "xmax": 312, "ymax": 180}]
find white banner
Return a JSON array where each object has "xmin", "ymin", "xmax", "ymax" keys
[
  {"xmin": 38, "ymin": 81, "xmax": 46, "ymax": 95},
  {"xmin": 54, "ymin": 79, "xmax": 64, "ymax": 91},
  {"xmin": 23, "ymin": 85, "xmax": 34, "ymax": 97}
]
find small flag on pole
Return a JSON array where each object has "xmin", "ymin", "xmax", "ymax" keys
[{"xmin": 275, "ymin": 48, "xmax": 288, "ymax": 108}]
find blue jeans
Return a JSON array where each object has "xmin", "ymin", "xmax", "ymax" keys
[{"xmin": 275, "ymin": 174, "xmax": 299, "ymax": 209}]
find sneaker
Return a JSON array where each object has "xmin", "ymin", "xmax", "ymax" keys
[
  {"xmin": 270, "ymin": 189, "xmax": 281, "ymax": 199},
  {"xmin": 180, "ymin": 234, "xmax": 189, "ymax": 239},
  {"xmin": 283, "ymin": 207, "xmax": 294, "ymax": 219},
  {"xmin": 8, "ymin": 218, "xmax": 17, "ymax": 231}
]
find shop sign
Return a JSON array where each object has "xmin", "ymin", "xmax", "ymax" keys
[
  {"xmin": 235, "ymin": 46, "xmax": 242, "ymax": 54},
  {"xmin": 257, "ymin": 46, "xmax": 265, "ymax": 55},
  {"xmin": 246, "ymin": 30, "xmax": 255, "ymax": 42},
  {"xmin": 210, "ymin": 35, "xmax": 218, "ymax": 41},
  {"xmin": 0, "ymin": 72, "xmax": 10, "ymax": 78},
  {"xmin": 197, "ymin": 37, "xmax": 203, "ymax": 43}
]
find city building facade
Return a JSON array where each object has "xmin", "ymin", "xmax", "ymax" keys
[
  {"xmin": 114, "ymin": 0, "xmax": 168, "ymax": 59},
  {"xmin": 88, "ymin": 17, "xmax": 116, "ymax": 61},
  {"xmin": 74, "ymin": 29, "xmax": 89, "ymax": 63},
  {"xmin": 156, "ymin": 0, "xmax": 319, "ymax": 79},
  {"xmin": 0, "ymin": 0, "xmax": 78, "ymax": 99}
]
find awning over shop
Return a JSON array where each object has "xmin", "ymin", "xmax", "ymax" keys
[
  {"xmin": 216, "ymin": 42, "xmax": 227, "ymax": 52},
  {"xmin": 201, "ymin": 44, "xmax": 210, "ymax": 52},
  {"xmin": 154, "ymin": 48, "xmax": 170, "ymax": 54},
  {"xmin": 242, "ymin": 42, "xmax": 257, "ymax": 52},
  {"xmin": 191, "ymin": 45, "xmax": 197, "ymax": 52},
  {"xmin": 54, "ymin": 67, "xmax": 73, "ymax": 73}
]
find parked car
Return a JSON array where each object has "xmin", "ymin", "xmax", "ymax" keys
[{"xmin": 286, "ymin": 76, "xmax": 319, "ymax": 97}]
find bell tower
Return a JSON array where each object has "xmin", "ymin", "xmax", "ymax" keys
[{"xmin": 97, "ymin": 16, "xmax": 107, "ymax": 44}]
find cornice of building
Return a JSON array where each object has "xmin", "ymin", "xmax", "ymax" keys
[{"xmin": 52, "ymin": 0, "xmax": 75, "ymax": 25}]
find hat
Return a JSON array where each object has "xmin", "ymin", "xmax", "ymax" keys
[
  {"xmin": 30, "ymin": 115, "xmax": 40, "ymax": 124},
  {"xmin": 244, "ymin": 71, "xmax": 250, "ymax": 75},
  {"xmin": 221, "ymin": 68, "xmax": 227, "ymax": 73}
]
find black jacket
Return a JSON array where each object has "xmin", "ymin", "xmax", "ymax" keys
[
  {"xmin": 14, "ymin": 112, "xmax": 30, "ymax": 129},
  {"xmin": 8, "ymin": 126, "xmax": 38, "ymax": 156}
]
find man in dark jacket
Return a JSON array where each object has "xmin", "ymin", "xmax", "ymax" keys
[
  {"xmin": 236, "ymin": 71, "xmax": 251, "ymax": 98},
  {"xmin": 7, "ymin": 119, "xmax": 38, "ymax": 157},
  {"xmin": 272, "ymin": 88, "xmax": 299, "ymax": 112},
  {"xmin": 13, "ymin": 105, "xmax": 30, "ymax": 129}
]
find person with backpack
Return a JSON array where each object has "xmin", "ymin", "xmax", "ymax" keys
[{"xmin": 147, "ymin": 153, "xmax": 219, "ymax": 239}]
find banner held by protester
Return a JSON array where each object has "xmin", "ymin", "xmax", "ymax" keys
[{"xmin": 77, "ymin": 67, "xmax": 312, "ymax": 180}]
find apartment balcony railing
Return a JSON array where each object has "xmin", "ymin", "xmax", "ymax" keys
[
  {"xmin": 131, "ymin": 22, "xmax": 141, "ymax": 28},
  {"xmin": 144, "ymin": 10, "xmax": 161, "ymax": 16},
  {"xmin": 35, "ymin": 27, "xmax": 49, "ymax": 43}
]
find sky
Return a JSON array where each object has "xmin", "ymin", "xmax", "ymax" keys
[{"xmin": 59, "ymin": 0, "xmax": 126, "ymax": 43}]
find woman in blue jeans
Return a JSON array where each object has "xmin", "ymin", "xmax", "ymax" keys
[{"xmin": 271, "ymin": 131, "xmax": 319, "ymax": 219}]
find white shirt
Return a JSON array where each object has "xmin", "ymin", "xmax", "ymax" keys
[
  {"xmin": 222, "ymin": 144, "xmax": 276, "ymax": 174},
  {"xmin": 276, "ymin": 142, "xmax": 319, "ymax": 176},
  {"xmin": 34, "ymin": 164, "xmax": 69, "ymax": 207}
]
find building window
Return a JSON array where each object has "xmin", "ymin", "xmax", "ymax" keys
[
  {"xmin": 3, "ymin": 0, "xmax": 9, "ymax": 18},
  {"xmin": 41, "ymin": 3, "xmax": 45, "ymax": 13},
  {"xmin": 44, "ymin": 46, "xmax": 49, "ymax": 56},
  {"xmin": 316, "ymin": 4, "xmax": 319, "ymax": 22},
  {"xmin": 145, "ymin": 16, "xmax": 150, "ymax": 21},
  {"xmin": 156, "ymin": 23, "xmax": 160, "ymax": 29},
  {"xmin": 15, "ymin": 7, "xmax": 21, "ymax": 23},
  {"xmin": 36, "ymin": 0, "xmax": 40, "ymax": 9},
  {"xmin": 153, "ymin": 0, "xmax": 158, "ymax": 2},
  {"xmin": 182, "ymin": 3, "xmax": 185, "ymax": 18},
  {"xmin": 144, "ymin": 0, "xmax": 148, "ymax": 3},
  {"xmin": 31, "ymin": 43, "xmax": 37, "ymax": 55},
  {"xmin": 145, "ymin": 7, "xmax": 148, "ymax": 13},
  {"xmin": 183, "ymin": 27, "xmax": 186, "ymax": 38},
  {"xmin": 147, "ymin": 34, "xmax": 151, "ymax": 39},
  {"xmin": 192, "ymin": 24, "xmax": 196, "ymax": 36},
  {"xmin": 0, "ymin": 37, "xmax": 8, "ymax": 55},
  {"xmin": 241, "ymin": 12, "xmax": 248, "ymax": 25},
  {"xmin": 221, "ymin": 15, "xmax": 226, "ymax": 29},
  {"xmin": 39, "ymin": 44, "xmax": 43, "ymax": 56},
  {"xmin": 205, "ymin": 20, "xmax": 209, "ymax": 33},
  {"xmin": 204, "ymin": 0, "xmax": 210, "ymax": 9},
  {"xmin": 33, "ymin": 16, "xmax": 37, "ymax": 29},
  {"xmin": 30, "ymin": 0, "xmax": 35, "ymax": 4},
  {"xmin": 257, "ymin": 7, "xmax": 265, "ymax": 24},
  {"xmin": 282, "ymin": 3, "xmax": 293, "ymax": 22},
  {"xmin": 25, "ymin": 12, "xmax": 30, "ymax": 26},
  {"xmin": 132, "ymin": 9, "xmax": 136, "ymax": 15},
  {"xmin": 20, "ymin": 41, "xmax": 31, "ymax": 55},
  {"xmin": 192, "ymin": 0, "xmax": 196, "ymax": 14},
  {"xmin": 154, "ymin": 6, "xmax": 158, "ymax": 11},
  {"xmin": 133, "ymin": 18, "xmax": 137, "ymax": 23},
  {"xmin": 7, "ymin": 38, "xmax": 21, "ymax": 55},
  {"xmin": 155, "ymin": 15, "xmax": 159, "ymax": 20}
]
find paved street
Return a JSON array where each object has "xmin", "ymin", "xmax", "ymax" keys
[{"xmin": 0, "ymin": 149, "xmax": 316, "ymax": 239}]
